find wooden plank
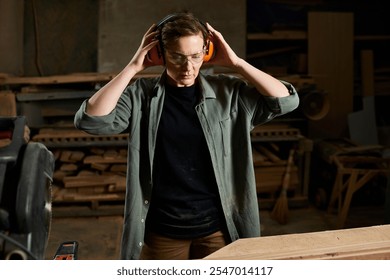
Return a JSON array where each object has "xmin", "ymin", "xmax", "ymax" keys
[
  {"xmin": 204, "ymin": 225, "xmax": 390, "ymax": 260},
  {"xmin": 53, "ymin": 188, "xmax": 125, "ymax": 202},
  {"xmin": 246, "ymin": 46, "xmax": 301, "ymax": 59},
  {"xmin": 91, "ymin": 162, "xmax": 110, "ymax": 171},
  {"xmin": 0, "ymin": 139, "xmax": 12, "ymax": 148},
  {"xmin": 52, "ymin": 204, "xmax": 124, "ymax": 217},
  {"xmin": 32, "ymin": 128, "xmax": 127, "ymax": 140},
  {"xmin": 110, "ymin": 164, "xmax": 127, "ymax": 173},
  {"xmin": 59, "ymin": 163, "xmax": 78, "ymax": 172},
  {"xmin": 103, "ymin": 149, "xmax": 118, "ymax": 159},
  {"xmin": 76, "ymin": 186, "xmax": 107, "ymax": 195},
  {"xmin": 108, "ymin": 183, "xmax": 126, "ymax": 193},
  {"xmin": 308, "ymin": 12, "xmax": 354, "ymax": 138},
  {"xmin": 83, "ymin": 155, "xmax": 127, "ymax": 164},
  {"xmin": 0, "ymin": 91, "xmax": 17, "ymax": 116},
  {"xmin": 0, "ymin": 72, "xmax": 158, "ymax": 85},
  {"xmin": 60, "ymin": 150, "xmax": 85, "ymax": 163},
  {"xmin": 247, "ymin": 31, "xmax": 307, "ymax": 40},
  {"xmin": 62, "ymin": 174, "xmax": 125, "ymax": 188}
]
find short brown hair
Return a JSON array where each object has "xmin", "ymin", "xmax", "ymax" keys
[{"xmin": 159, "ymin": 12, "xmax": 209, "ymax": 50}]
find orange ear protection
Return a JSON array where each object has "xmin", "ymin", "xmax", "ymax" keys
[{"xmin": 147, "ymin": 14, "xmax": 215, "ymax": 65}]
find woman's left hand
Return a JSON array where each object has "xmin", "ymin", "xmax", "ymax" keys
[{"xmin": 205, "ymin": 23, "xmax": 241, "ymax": 68}]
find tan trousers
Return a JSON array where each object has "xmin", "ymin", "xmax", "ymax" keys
[{"xmin": 139, "ymin": 230, "xmax": 228, "ymax": 260}]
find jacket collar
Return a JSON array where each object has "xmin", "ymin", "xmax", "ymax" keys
[
  {"xmin": 152, "ymin": 70, "xmax": 216, "ymax": 100},
  {"xmin": 198, "ymin": 72, "xmax": 216, "ymax": 100}
]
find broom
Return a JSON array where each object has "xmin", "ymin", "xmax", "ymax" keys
[{"xmin": 270, "ymin": 148, "xmax": 295, "ymax": 225}]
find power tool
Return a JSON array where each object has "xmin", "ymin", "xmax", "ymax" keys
[{"xmin": 0, "ymin": 116, "xmax": 55, "ymax": 260}]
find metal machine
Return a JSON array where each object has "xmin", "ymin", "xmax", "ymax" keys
[{"xmin": 0, "ymin": 116, "xmax": 55, "ymax": 259}]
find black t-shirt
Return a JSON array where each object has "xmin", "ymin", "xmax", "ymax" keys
[{"xmin": 147, "ymin": 83, "xmax": 224, "ymax": 239}]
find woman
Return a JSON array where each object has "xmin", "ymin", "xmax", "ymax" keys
[{"xmin": 74, "ymin": 12, "xmax": 299, "ymax": 260}]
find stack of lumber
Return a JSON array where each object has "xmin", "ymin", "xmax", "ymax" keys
[
  {"xmin": 30, "ymin": 128, "xmax": 129, "ymax": 210},
  {"xmin": 49, "ymin": 142, "xmax": 300, "ymax": 210},
  {"xmin": 30, "ymin": 123, "xmax": 309, "ymax": 212},
  {"xmin": 50, "ymin": 146, "xmax": 127, "ymax": 209}
]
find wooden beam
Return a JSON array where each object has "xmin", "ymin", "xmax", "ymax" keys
[
  {"xmin": 0, "ymin": 72, "xmax": 163, "ymax": 85},
  {"xmin": 0, "ymin": 91, "xmax": 17, "ymax": 116}
]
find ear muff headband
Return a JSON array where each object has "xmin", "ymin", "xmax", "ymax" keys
[{"xmin": 148, "ymin": 13, "xmax": 215, "ymax": 65}]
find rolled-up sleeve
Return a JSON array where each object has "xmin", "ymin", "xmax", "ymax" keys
[
  {"xmin": 263, "ymin": 81, "xmax": 300, "ymax": 114},
  {"xmin": 249, "ymin": 80, "xmax": 299, "ymax": 127},
  {"xmin": 74, "ymin": 99, "xmax": 128, "ymax": 135}
]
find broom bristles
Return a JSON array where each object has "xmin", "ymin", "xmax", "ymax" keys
[
  {"xmin": 270, "ymin": 185, "xmax": 289, "ymax": 225},
  {"xmin": 270, "ymin": 149, "xmax": 295, "ymax": 225}
]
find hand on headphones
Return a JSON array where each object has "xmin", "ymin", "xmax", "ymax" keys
[
  {"xmin": 205, "ymin": 23, "xmax": 240, "ymax": 68},
  {"xmin": 129, "ymin": 24, "xmax": 161, "ymax": 72}
]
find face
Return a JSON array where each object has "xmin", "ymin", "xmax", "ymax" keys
[{"xmin": 164, "ymin": 33, "xmax": 205, "ymax": 87}]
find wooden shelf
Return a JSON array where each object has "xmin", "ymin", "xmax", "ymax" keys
[
  {"xmin": 248, "ymin": 32, "xmax": 390, "ymax": 41},
  {"xmin": 0, "ymin": 72, "xmax": 160, "ymax": 86},
  {"xmin": 355, "ymin": 35, "xmax": 390, "ymax": 41},
  {"xmin": 247, "ymin": 31, "xmax": 307, "ymax": 41}
]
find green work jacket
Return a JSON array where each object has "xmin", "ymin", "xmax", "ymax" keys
[{"xmin": 74, "ymin": 71, "xmax": 299, "ymax": 259}]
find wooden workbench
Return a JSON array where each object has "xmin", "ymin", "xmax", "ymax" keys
[
  {"xmin": 315, "ymin": 139, "xmax": 389, "ymax": 228},
  {"xmin": 204, "ymin": 224, "xmax": 390, "ymax": 260},
  {"xmin": 328, "ymin": 153, "xmax": 389, "ymax": 228}
]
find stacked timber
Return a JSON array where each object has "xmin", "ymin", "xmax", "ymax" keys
[
  {"xmin": 32, "ymin": 128, "xmax": 128, "ymax": 209},
  {"xmin": 31, "ymin": 124, "xmax": 308, "ymax": 212},
  {"xmin": 50, "ymin": 146, "xmax": 127, "ymax": 208}
]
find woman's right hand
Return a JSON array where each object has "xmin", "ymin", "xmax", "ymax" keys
[
  {"xmin": 128, "ymin": 24, "xmax": 160, "ymax": 73},
  {"xmin": 86, "ymin": 24, "xmax": 159, "ymax": 116}
]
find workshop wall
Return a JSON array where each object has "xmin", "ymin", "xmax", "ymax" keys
[
  {"xmin": 97, "ymin": 0, "xmax": 246, "ymax": 73},
  {"xmin": 22, "ymin": 0, "xmax": 98, "ymax": 76},
  {"xmin": 0, "ymin": 0, "xmax": 245, "ymax": 76}
]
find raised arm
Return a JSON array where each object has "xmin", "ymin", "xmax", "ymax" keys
[
  {"xmin": 206, "ymin": 23, "xmax": 290, "ymax": 98},
  {"xmin": 86, "ymin": 24, "xmax": 160, "ymax": 116}
]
